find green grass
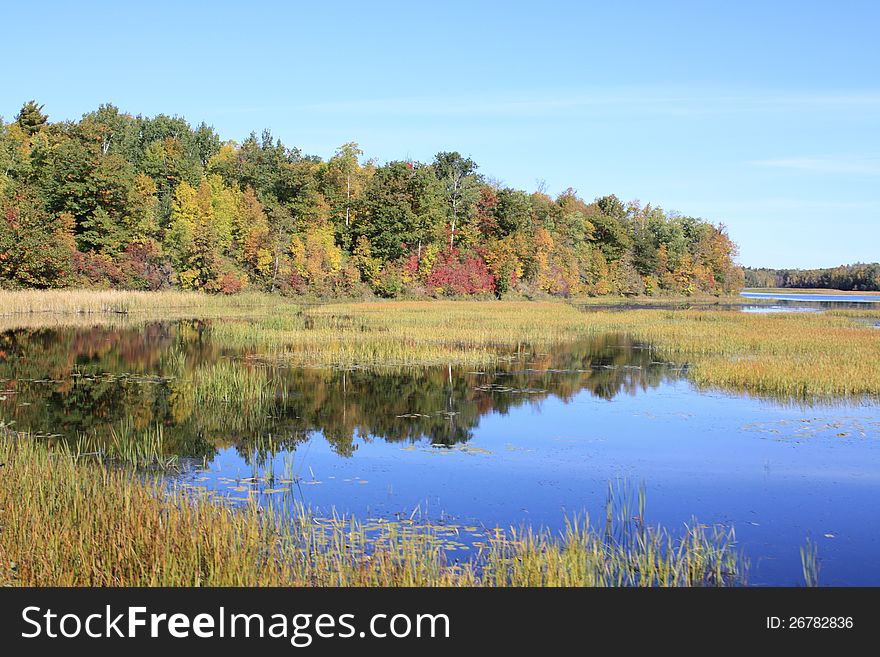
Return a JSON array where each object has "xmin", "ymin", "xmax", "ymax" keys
[
  {"xmin": 77, "ymin": 420, "xmax": 179, "ymax": 470},
  {"xmin": 0, "ymin": 436, "xmax": 746, "ymax": 587}
]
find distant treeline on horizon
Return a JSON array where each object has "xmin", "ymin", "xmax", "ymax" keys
[
  {"xmin": 1, "ymin": 100, "xmax": 743, "ymax": 297},
  {"xmin": 744, "ymin": 263, "xmax": 880, "ymax": 291}
]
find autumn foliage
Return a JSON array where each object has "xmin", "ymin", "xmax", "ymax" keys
[
  {"xmin": 425, "ymin": 249, "xmax": 495, "ymax": 296},
  {"xmin": 0, "ymin": 101, "xmax": 744, "ymax": 297}
]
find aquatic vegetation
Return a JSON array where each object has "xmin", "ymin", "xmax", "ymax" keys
[
  {"xmin": 801, "ymin": 537, "xmax": 820, "ymax": 588},
  {"xmin": 214, "ymin": 300, "xmax": 880, "ymax": 398},
  {"xmin": 0, "ymin": 296, "xmax": 860, "ymax": 586},
  {"xmin": 73, "ymin": 420, "xmax": 178, "ymax": 470},
  {"xmin": 583, "ymin": 309, "xmax": 880, "ymax": 398},
  {"xmin": 827, "ymin": 308, "xmax": 880, "ymax": 319},
  {"xmin": 211, "ymin": 299, "xmax": 588, "ymax": 368},
  {"xmin": 3, "ymin": 290, "xmax": 879, "ymax": 399},
  {"xmin": 572, "ymin": 294, "xmax": 769, "ymax": 308},
  {"xmin": 0, "ymin": 437, "xmax": 747, "ymax": 587},
  {"xmin": 0, "ymin": 290, "xmax": 286, "ymax": 330},
  {"xmin": 173, "ymin": 359, "xmax": 287, "ymax": 414}
]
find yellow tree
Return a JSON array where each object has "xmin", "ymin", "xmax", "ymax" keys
[
  {"xmin": 164, "ymin": 180, "xmax": 222, "ymax": 290},
  {"xmin": 122, "ymin": 173, "xmax": 159, "ymax": 243},
  {"xmin": 208, "ymin": 174, "xmax": 239, "ymax": 251},
  {"xmin": 236, "ymin": 187, "xmax": 274, "ymax": 285}
]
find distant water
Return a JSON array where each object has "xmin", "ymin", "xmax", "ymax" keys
[
  {"xmin": 741, "ymin": 305, "xmax": 822, "ymax": 314},
  {"xmin": 742, "ymin": 292, "xmax": 880, "ymax": 304}
]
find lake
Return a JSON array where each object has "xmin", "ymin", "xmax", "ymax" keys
[
  {"xmin": 2, "ymin": 313, "xmax": 879, "ymax": 585},
  {"xmin": 741, "ymin": 291, "xmax": 880, "ymax": 305}
]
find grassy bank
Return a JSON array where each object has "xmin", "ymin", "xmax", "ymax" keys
[
  {"xmin": 2, "ymin": 290, "xmax": 878, "ymax": 397},
  {"xmin": 0, "ymin": 436, "xmax": 743, "ymax": 587},
  {"xmin": 0, "ymin": 289, "xmax": 288, "ymax": 330}
]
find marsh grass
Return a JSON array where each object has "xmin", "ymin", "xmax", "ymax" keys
[
  {"xmin": 0, "ymin": 437, "xmax": 747, "ymax": 587},
  {"xmin": 572, "ymin": 294, "xmax": 766, "ymax": 308},
  {"xmin": 216, "ymin": 301, "xmax": 880, "ymax": 398},
  {"xmin": 0, "ymin": 290, "xmax": 288, "ymax": 331},
  {"xmin": 73, "ymin": 420, "xmax": 178, "ymax": 470},
  {"xmin": 3, "ymin": 290, "xmax": 879, "ymax": 398},
  {"xmin": 585, "ymin": 309, "xmax": 880, "ymax": 398},
  {"xmin": 828, "ymin": 308, "xmax": 880, "ymax": 319},
  {"xmin": 181, "ymin": 359, "xmax": 288, "ymax": 409},
  {"xmin": 0, "ymin": 289, "xmax": 278, "ymax": 315},
  {"xmin": 801, "ymin": 537, "xmax": 820, "ymax": 588},
  {"xmin": 213, "ymin": 300, "xmax": 598, "ymax": 368}
]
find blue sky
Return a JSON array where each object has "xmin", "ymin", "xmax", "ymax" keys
[{"xmin": 2, "ymin": 0, "xmax": 877, "ymax": 268}]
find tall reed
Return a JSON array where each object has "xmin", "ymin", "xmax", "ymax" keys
[{"xmin": 0, "ymin": 437, "xmax": 747, "ymax": 587}]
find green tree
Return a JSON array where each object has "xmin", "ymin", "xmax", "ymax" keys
[
  {"xmin": 321, "ymin": 142, "xmax": 370, "ymax": 247},
  {"xmin": 164, "ymin": 180, "xmax": 224, "ymax": 290},
  {"xmin": 38, "ymin": 128, "xmax": 135, "ymax": 254},
  {"xmin": 80, "ymin": 104, "xmax": 134, "ymax": 156},
  {"xmin": 357, "ymin": 161, "xmax": 444, "ymax": 262},
  {"xmin": 588, "ymin": 196, "xmax": 632, "ymax": 262},
  {"xmin": 432, "ymin": 152, "xmax": 480, "ymax": 249},
  {"xmin": 15, "ymin": 101, "xmax": 48, "ymax": 137},
  {"xmin": 495, "ymin": 188, "xmax": 532, "ymax": 235},
  {"xmin": 555, "ymin": 189, "xmax": 595, "ymax": 248},
  {"xmin": 1, "ymin": 187, "xmax": 76, "ymax": 287},
  {"xmin": 123, "ymin": 173, "xmax": 160, "ymax": 243}
]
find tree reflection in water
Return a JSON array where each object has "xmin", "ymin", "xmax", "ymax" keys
[{"xmin": 0, "ymin": 321, "xmax": 682, "ymax": 462}]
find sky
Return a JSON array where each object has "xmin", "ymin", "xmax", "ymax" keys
[{"xmin": 2, "ymin": 0, "xmax": 878, "ymax": 268}]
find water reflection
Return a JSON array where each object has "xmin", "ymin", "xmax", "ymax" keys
[
  {"xmin": 740, "ymin": 292, "xmax": 880, "ymax": 307},
  {"xmin": 3, "ymin": 320, "xmax": 880, "ymax": 585},
  {"xmin": 0, "ymin": 321, "xmax": 681, "ymax": 461},
  {"xmin": 741, "ymin": 305, "xmax": 822, "ymax": 314}
]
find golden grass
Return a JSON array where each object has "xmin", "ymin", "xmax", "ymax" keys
[
  {"xmin": 2, "ymin": 290, "xmax": 878, "ymax": 398},
  {"xmin": 828, "ymin": 308, "xmax": 880, "ymax": 319},
  {"xmin": 0, "ymin": 437, "xmax": 743, "ymax": 587},
  {"xmin": 0, "ymin": 289, "xmax": 285, "ymax": 330},
  {"xmin": 219, "ymin": 301, "xmax": 880, "ymax": 398},
  {"xmin": 0, "ymin": 289, "xmax": 238, "ymax": 314},
  {"xmin": 577, "ymin": 310, "xmax": 880, "ymax": 398},
  {"xmin": 203, "ymin": 300, "xmax": 593, "ymax": 368}
]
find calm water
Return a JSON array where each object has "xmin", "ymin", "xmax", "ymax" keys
[
  {"xmin": 741, "ymin": 291, "xmax": 880, "ymax": 306},
  {"xmin": 2, "ymin": 318, "xmax": 879, "ymax": 585}
]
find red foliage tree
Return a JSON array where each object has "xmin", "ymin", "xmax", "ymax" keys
[{"xmin": 426, "ymin": 249, "xmax": 495, "ymax": 296}]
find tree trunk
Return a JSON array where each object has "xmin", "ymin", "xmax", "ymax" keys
[{"xmin": 345, "ymin": 172, "xmax": 351, "ymax": 227}]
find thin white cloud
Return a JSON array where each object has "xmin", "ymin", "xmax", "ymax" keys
[{"xmin": 751, "ymin": 157, "xmax": 880, "ymax": 176}]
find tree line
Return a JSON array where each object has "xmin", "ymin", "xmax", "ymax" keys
[
  {"xmin": 744, "ymin": 263, "xmax": 880, "ymax": 291},
  {"xmin": 1, "ymin": 101, "xmax": 744, "ymax": 297}
]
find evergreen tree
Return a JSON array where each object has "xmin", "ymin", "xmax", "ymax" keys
[{"xmin": 15, "ymin": 100, "xmax": 48, "ymax": 136}]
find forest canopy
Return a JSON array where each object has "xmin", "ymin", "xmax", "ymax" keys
[{"xmin": 1, "ymin": 101, "xmax": 744, "ymax": 297}]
